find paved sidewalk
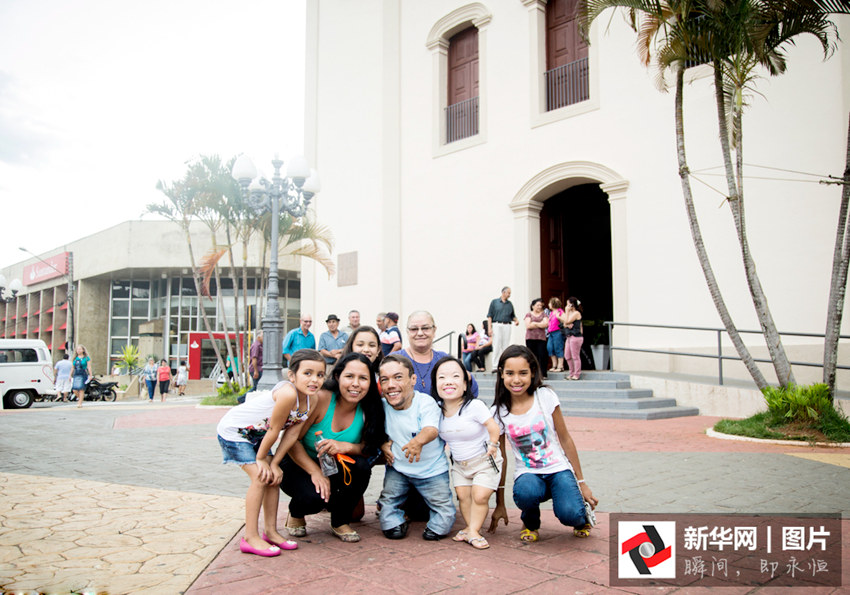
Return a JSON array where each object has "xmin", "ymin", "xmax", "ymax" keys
[{"xmin": 0, "ymin": 400, "xmax": 848, "ymax": 593}]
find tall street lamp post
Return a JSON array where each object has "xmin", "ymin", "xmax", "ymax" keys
[{"xmin": 232, "ymin": 155, "xmax": 320, "ymax": 390}]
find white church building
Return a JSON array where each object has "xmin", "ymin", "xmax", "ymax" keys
[{"xmin": 299, "ymin": 0, "xmax": 849, "ymax": 391}]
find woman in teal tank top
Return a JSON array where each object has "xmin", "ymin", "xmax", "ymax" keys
[{"xmin": 281, "ymin": 353, "xmax": 386, "ymax": 543}]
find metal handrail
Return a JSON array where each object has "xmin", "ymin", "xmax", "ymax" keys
[
  {"xmin": 604, "ymin": 321, "xmax": 850, "ymax": 385},
  {"xmin": 433, "ymin": 330, "xmax": 456, "ymax": 357}
]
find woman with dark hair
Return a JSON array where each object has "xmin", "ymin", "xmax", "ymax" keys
[
  {"xmin": 524, "ymin": 298, "xmax": 549, "ymax": 379},
  {"xmin": 489, "ymin": 345, "xmax": 597, "ymax": 542},
  {"xmin": 431, "ymin": 356, "xmax": 501, "ymax": 549},
  {"xmin": 470, "ymin": 319, "xmax": 493, "ymax": 372},
  {"xmin": 280, "ymin": 352, "xmax": 386, "ymax": 543},
  {"xmin": 560, "ymin": 297, "xmax": 584, "ymax": 380}
]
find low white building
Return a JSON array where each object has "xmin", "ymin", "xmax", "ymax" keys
[{"xmin": 300, "ymin": 0, "xmax": 849, "ymax": 389}]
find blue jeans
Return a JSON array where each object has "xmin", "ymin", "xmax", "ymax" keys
[
  {"xmin": 250, "ymin": 372, "xmax": 262, "ymax": 392},
  {"xmin": 145, "ymin": 379, "xmax": 156, "ymax": 399},
  {"xmin": 462, "ymin": 352, "xmax": 474, "ymax": 372},
  {"xmin": 512, "ymin": 470, "xmax": 587, "ymax": 531},
  {"xmin": 379, "ymin": 467, "xmax": 456, "ymax": 536},
  {"xmin": 547, "ymin": 330, "xmax": 564, "ymax": 357}
]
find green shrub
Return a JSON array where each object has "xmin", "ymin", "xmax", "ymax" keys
[{"xmin": 762, "ymin": 383, "xmax": 832, "ymax": 422}]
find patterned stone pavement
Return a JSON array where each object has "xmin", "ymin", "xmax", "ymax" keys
[{"xmin": 0, "ymin": 397, "xmax": 848, "ymax": 593}]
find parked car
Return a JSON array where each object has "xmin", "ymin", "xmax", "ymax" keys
[{"xmin": 0, "ymin": 339, "xmax": 57, "ymax": 409}]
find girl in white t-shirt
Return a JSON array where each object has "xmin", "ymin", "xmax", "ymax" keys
[
  {"xmin": 488, "ymin": 345, "xmax": 598, "ymax": 543},
  {"xmin": 216, "ymin": 349, "xmax": 326, "ymax": 557},
  {"xmin": 431, "ymin": 356, "xmax": 501, "ymax": 550}
]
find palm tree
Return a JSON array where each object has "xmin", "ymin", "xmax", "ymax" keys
[
  {"xmin": 582, "ymin": 0, "xmax": 847, "ymax": 390},
  {"xmin": 582, "ymin": 0, "xmax": 771, "ymax": 388}
]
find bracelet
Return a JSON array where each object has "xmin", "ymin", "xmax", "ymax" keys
[
  {"xmin": 497, "ymin": 485, "xmax": 505, "ymax": 489},
  {"xmin": 577, "ymin": 479, "xmax": 586, "ymax": 484}
]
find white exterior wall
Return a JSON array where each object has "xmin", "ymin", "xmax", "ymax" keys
[{"xmin": 304, "ymin": 1, "xmax": 849, "ymax": 387}]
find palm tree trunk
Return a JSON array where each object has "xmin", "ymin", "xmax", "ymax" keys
[
  {"xmin": 224, "ymin": 223, "xmax": 246, "ymax": 383},
  {"xmin": 713, "ymin": 64, "xmax": 794, "ymax": 387},
  {"xmin": 182, "ymin": 223, "xmax": 227, "ymax": 382},
  {"xmin": 823, "ymin": 114, "xmax": 850, "ymax": 397},
  {"xmin": 209, "ymin": 233, "xmax": 238, "ymax": 382},
  {"xmin": 675, "ymin": 64, "xmax": 768, "ymax": 389}
]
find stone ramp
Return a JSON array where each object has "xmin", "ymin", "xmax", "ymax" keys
[{"xmin": 473, "ymin": 371, "xmax": 700, "ymax": 419}]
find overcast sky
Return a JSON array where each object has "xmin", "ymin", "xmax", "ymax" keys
[{"xmin": 0, "ymin": 0, "xmax": 306, "ymax": 271}]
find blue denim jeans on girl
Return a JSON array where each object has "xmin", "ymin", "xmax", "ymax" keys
[{"xmin": 512, "ymin": 469, "xmax": 587, "ymax": 531}]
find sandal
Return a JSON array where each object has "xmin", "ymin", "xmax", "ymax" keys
[
  {"xmin": 331, "ymin": 525, "xmax": 361, "ymax": 543},
  {"xmin": 574, "ymin": 523, "xmax": 592, "ymax": 538},
  {"xmin": 519, "ymin": 528, "xmax": 539, "ymax": 542},
  {"xmin": 468, "ymin": 536, "xmax": 490, "ymax": 550},
  {"xmin": 285, "ymin": 515, "xmax": 307, "ymax": 538},
  {"xmin": 452, "ymin": 530, "xmax": 469, "ymax": 542}
]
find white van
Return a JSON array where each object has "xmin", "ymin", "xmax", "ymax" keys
[{"xmin": 0, "ymin": 339, "xmax": 57, "ymax": 409}]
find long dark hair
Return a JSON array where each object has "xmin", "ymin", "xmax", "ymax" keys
[
  {"xmin": 492, "ymin": 345, "xmax": 545, "ymax": 427},
  {"xmin": 323, "ymin": 352, "xmax": 386, "ymax": 455},
  {"xmin": 289, "ymin": 349, "xmax": 325, "ymax": 373},
  {"xmin": 341, "ymin": 325, "xmax": 383, "ymax": 374},
  {"xmin": 430, "ymin": 356, "xmax": 475, "ymax": 416}
]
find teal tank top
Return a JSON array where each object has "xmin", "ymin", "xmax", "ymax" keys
[{"xmin": 302, "ymin": 393, "xmax": 365, "ymax": 460}]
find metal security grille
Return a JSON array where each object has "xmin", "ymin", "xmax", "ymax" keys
[
  {"xmin": 544, "ymin": 57, "xmax": 589, "ymax": 111},
  {"xmin": 445, "ymin": 96, "xmax": 479, "ymax": 143}
]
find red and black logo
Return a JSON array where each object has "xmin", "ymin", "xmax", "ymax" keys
[{"xmin": 621, "ymin": 525, "xmax": 672, "ymax": 574}]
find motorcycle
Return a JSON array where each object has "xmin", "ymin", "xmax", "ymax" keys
[{"xmin": 67, "ymin": 376, "xmax": 118, "ymax": 402}]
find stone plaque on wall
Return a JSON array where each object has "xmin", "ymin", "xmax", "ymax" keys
[{"xmin": 337, "ymin": 251, "xmax": 358, "ymax": 287}]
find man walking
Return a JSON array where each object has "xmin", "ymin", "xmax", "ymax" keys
[
  {"xmin": 282, "ymin": 314, "xmax": 316, "ymax": 365},
  {"xmin": 486, "ymin": 286, "xmax": 518, "ymax": 372},
  {"xmin": 318, "ymin": 314, "xmax": 348, "ymax": 370}
]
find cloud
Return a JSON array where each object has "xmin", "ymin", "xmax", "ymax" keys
[{"xmin": 0, "ymin": 70, "xmax": 58, "ymax": 165}]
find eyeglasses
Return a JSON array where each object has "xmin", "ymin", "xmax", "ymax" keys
[{"xmin": 407, "ymin": 325, "xmax": 434, "ymax": 333}]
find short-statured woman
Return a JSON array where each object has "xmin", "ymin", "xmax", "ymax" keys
[
  {"xmin": 461, "ymin": 324, "xmax": 479, "ymax": 372},
  {"xmin": 280, "ymin": 353, "xmax": 386, "ymax": 542}
]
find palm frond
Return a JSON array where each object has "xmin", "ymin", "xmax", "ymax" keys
[{"xmin": 197, "ymin": 247, "xmax": 230, "ymax": 297}]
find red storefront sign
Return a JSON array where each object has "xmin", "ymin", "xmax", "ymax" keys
[{"xmin": 23, "ymin": 253, "xmax": 68, "ymax": 286}]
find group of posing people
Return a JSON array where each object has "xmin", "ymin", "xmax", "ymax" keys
[{"xmin": 216, "ymin": 311, "xmax": 598, "ymax": 557}]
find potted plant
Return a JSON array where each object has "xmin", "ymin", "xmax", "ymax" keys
[{"xmin": 116, "ymin": 345, "xmax": 143, "ymax": 398}]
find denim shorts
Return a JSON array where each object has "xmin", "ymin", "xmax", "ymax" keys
[
  {"xmin": 218, "ymin": 435, "xmax": 267, "ymax": 466},
  {"xmin": 450, "ymin": 452, "xmax": 503, "ymax": 490}
]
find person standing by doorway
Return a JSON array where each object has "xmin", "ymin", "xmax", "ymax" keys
[
  {"xmin": 524, "ymin": 299, "xmax": 549, "ymax": 379},
  {"xmin": 486, "ymin": 287, "xmax": 518, "ymax": 373},
  {"xmin": 561, "ymin": 297, "xmax": 584, "ymax": 381}
]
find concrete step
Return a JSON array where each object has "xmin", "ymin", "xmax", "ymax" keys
[{"xmin": 472, "ymin": 370, "xmax": 699, "ymax": 419}]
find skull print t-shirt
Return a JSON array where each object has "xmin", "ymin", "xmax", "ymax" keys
[{"xmin": 491, "ymin": 387, "xmax": 572, "ymax": 479}]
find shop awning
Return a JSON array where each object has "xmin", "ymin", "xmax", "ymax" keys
[
  {"xmin": 45, "ymin": 325, "xmax": 53, "ymax": 332},
  {"xmin": 59, "ymin": 322, "xmax": 67, "ymax": 330},
  {"xmin": 60, "ymin": 303, "xmax": 68, "ymax": 310},
  {"xmin": 45, "ymin": 307, "xmax": 54, "ymax": 314}
]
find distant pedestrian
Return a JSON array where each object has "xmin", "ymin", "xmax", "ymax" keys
[
  {"xmin": 547, "ymin": 297, "xmax": 565, "ymax": 373},
  {"xmin": 486, "ymin": 286, "xmax": 518, "ymax": 373},
  {"xmin": 249, "ymin": 331, "xmax": 264, "ymax": 391},
  {"xmin": 470, "ymin": 320, "xmax": 492, "ymax": 372},
  {"xmin": 54, "ymin": 353, "xmax": 72, "ymax": 402},
  {"xmin": 71, "ymin": 345, "xmax": 92, "ymax": 409},
  {"xmin": 176, "ymin": 360, "xmax": 189, "ymax": 396},
  {"xmin": 524, "ymin": 298, "xmax": 548, "ymax": 379},
  {"xmin": 157, "ymin": 359, "xmax": 172, "ymax": 401},
  {"xmin": 560, "ymin": 297, "xmax": 584, "ymax": 381},
  {"xmin": 142, "ymin": 358, "xmax": 157, "ymax": 402},
  {"xmin": 376, "ymin": 312, "xmax": 387, "ymax": 332},
  {"xmin": 461, "ymin": 324, "xmax": 479, "ymax": 372}
]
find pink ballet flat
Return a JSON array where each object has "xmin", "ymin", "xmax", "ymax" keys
[
  {"xmin": 262, "ymin": 532, "xmax": 298, "ymax": 550},
  {"xmin": 240, "ymin": 537, "xmax": 281, "ymax": 557}
]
